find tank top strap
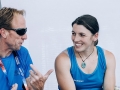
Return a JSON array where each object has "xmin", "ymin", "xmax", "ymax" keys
[
  {"xmin": 67, "ymin": 46, "xmax": 77, "ymax": 74},
  {"xmin": 96, "ymin": 46, "xmax": 106, "ymax": 70}
]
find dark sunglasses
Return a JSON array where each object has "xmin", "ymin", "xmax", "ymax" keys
[{"xmin": 5, "ymin": 28, "xmax": 27, "ymax": 36}]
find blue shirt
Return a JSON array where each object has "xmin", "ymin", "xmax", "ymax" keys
[{"xmin": 0, "ymin": 46, "xmax": 33, "ymax": 90}]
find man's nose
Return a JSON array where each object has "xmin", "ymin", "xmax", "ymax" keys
[{"xmin": 21, "ymin": 33, "xmax": 27, "ymax": 40}]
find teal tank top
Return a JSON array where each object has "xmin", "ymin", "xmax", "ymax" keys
[{"xmin": 67, "ymin": 46, "xmax": 106, "ymax": 90}]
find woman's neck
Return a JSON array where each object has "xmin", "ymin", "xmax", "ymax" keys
[{"xmin": 75, "ymin": 46, "xmax": 96, "ymax": 59}]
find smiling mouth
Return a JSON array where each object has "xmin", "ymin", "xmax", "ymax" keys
[{"xmin": 75, "ymin": 43, "xmax": 83, "ymax": 47}]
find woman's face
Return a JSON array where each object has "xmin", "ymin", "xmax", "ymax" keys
[{"xmin": 71, "ymin": 24, "xmax": 98, "ymax": 52}]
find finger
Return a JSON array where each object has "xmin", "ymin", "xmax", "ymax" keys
[
  {"xmin": 26, "ymin": 77, "xmax": 34, "ymax": 90},
  {"xmin": 29, "ymin": 75, "xmax": 42, "ymax": 90},
  {"xmin": 30, "ymin": 64, "xmax": 41, "ymax": 76},
  {"xmin": 11, "ymin": 83, "xmax": 18, "ymax": 90},
  {"xmin": 29, "ymin": 70, "xmax": 40, "ymax": 81},
  {"xmin": 44, "ymin": 69, "xmax": 54, "ymax": 80}
]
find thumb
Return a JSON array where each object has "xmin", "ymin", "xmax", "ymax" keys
[
  {"xmin": 44, "ymin": 69, "xmax": 54, "ymax": 80},
  {"xmin": 11, "ymin": 83, "xmax": 18, "ymax": 90}
]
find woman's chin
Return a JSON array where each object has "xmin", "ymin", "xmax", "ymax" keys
[{"xmin": 74, "ymin": 47, "xmax": 83, "ymax": 53}]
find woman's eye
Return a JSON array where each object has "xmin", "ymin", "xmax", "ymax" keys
[
  {"xmin": 80, "ymin": 34, "xmax": 85, "ymax": 37},
  {"xmin": 72, "ymin": 32, "xmax": 76, "ymax": 36}
]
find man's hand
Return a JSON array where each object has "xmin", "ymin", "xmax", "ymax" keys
[
  {"xmin": 28, "ymin": 64, "xmax": 53, "ymax": 90},
  {"xmin": 11, "ymin": 83, "xmax": 18, "ymax": 90}
]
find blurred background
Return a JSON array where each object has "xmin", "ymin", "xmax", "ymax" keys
[{"xmin": 1, "ymin": 0, "xmax": 120, "ymax": 89}]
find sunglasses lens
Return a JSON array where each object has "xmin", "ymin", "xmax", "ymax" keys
[{"xmin": 16, "ymin": 28, "xmax": 27, "ymax": 36}]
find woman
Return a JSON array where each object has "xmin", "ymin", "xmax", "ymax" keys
[{"xmin": 55, "ymin": 14, "xmax": 116, "ymax": 90}]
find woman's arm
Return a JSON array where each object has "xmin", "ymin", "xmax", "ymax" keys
[
  {"xmin": 55, "ymin": 52, "xmax": 76, "ymax": 90},
  {"xmin": 103, "ymin": 50, "xmax": 116, "ymax": 90}
]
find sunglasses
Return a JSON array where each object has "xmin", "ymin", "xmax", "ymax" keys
[{"xmin": 5, "ymin": 28, "xmax": 27, "ymax": 36}]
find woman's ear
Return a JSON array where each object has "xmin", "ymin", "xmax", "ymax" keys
[
  {"xmin": 0, "ymin": 29, "xmax": 1, "ymax": 35},
  {"xmin": 93, "ymin": 33, "xmax": 98, "ymax": 41}
]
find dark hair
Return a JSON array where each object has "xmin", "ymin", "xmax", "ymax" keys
[
  {"xmin": 0, "ymin": 7, "xmax": 25, "ymax": 29},
  {"xmin": 72, "ymin": 14, "xmax": 99, "ymax": 46}
]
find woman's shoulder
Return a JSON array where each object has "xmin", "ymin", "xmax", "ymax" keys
[
  {"xmin": 55, "ymin": 49, "xmax": 71, "ymax": 68},
  {"xmin": 105, "ymin": 49, "xmax": 114, "ymax": 57},
  {"xmin": 96, "ymin": 46, "xmax": 116, "ymax": 66},
  {"xmin": 96, "ymin": 46, "xmax": 115, "ymax": 59},
  {"xmin": 104, "ymin": 49, "xmax": 116, "ymax": 67},
  {"xmin": 55, "ymin": 49, "xmax": 69, "ymax": 62}
]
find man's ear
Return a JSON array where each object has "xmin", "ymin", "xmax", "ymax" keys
[{"xmin": 0, "ymin": 28, "xmax": 8, "ymax": 38}]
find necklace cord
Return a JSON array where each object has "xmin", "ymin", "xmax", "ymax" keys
[{"xmin": 78, "ymin": 48, "xmax": 94, "ymax": 62}]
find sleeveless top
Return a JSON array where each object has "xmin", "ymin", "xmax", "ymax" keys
[{"xmin": 67, "ymin": 46, "xmax": 106, "ymax": 90}]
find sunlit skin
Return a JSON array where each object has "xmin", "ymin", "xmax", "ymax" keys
[
  {"xmin": 0, "ymin": 13, "xmax": 27, "ymax": 58},
  {"xmin": 6, "ymin": 13, "xmax": 27, "ymax": 51}
]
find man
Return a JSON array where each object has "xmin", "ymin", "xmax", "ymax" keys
[{"xmin": 0, "ymin": 7, "xmax": 53, "ymax": 90}]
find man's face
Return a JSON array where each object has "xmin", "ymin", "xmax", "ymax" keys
[{"xmin": 5, "ymin": 13, "xmax": 27, "ymax": 50}]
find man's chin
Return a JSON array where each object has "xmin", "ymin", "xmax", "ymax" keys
[{"xmin": 14, "ymin": 46, "xmax": 21, "ymax": 51}]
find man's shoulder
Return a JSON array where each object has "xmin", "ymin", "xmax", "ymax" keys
[{"xmin": 19, "ymin": 46, "xmax": 28, "ymax": 52}]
